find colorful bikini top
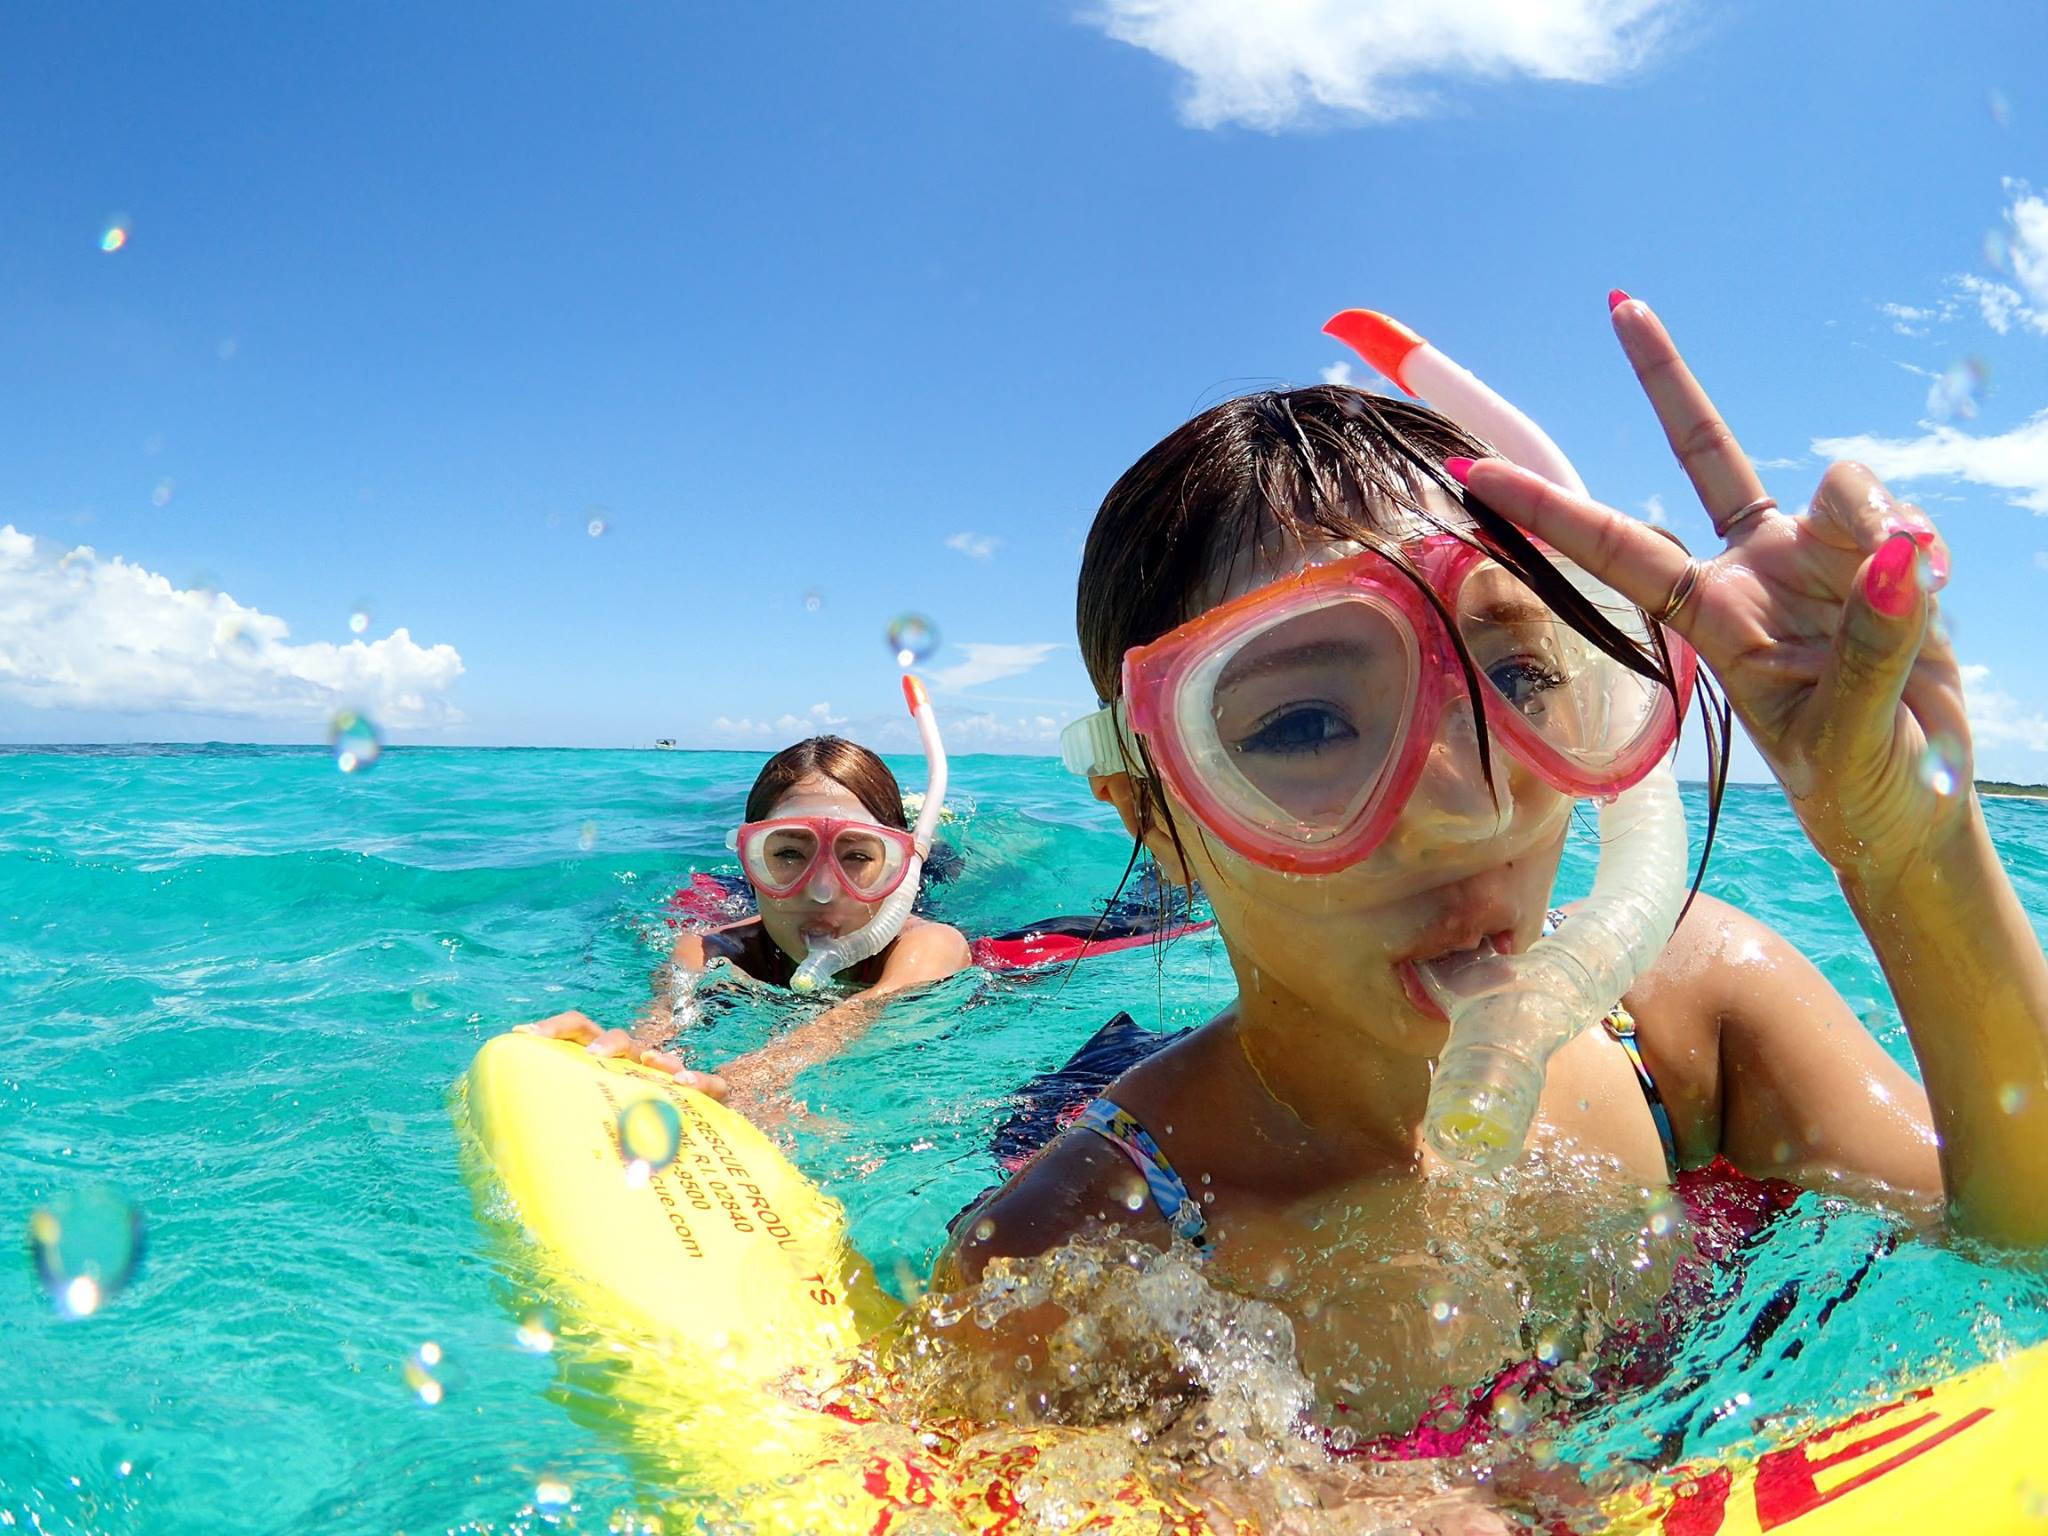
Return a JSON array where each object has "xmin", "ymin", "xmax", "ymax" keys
[{"xmin": 1076, "ymin": 910, "xmax": 1677, "ymax": 1253}]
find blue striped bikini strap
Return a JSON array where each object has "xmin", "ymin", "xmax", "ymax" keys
[{"xmin": 1072, "ymin": 1098, "xmax": 1211, "ymax": 1251}]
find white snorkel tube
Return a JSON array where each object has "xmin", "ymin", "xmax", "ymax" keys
[
  {"xmin": 788, "ymin": 675, "xmax": 949, "ymax": 992},
  {"xmin": 1326, "ymin": 310, "xmax": 1692, "ymax": 1172}
]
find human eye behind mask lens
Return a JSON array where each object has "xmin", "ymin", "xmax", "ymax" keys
[{"xmin": 1232, "ymin": 700, "xmax": 1358, "ymax": 757}]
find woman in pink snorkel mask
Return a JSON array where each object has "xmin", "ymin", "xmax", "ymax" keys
[
  {"xmin": 903, "ymin": 298, "xmax": 2048, "ymax": 1524},
  {"xmin": 526, "ymin": 732, "xmax": 970, "ymax": 1123}
]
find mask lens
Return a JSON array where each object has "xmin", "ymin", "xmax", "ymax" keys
[
  {"xmin": 1177, "ymin": 594, "xmax": 1417, "ymax": 844},
  {"xmin": 1454, "ymin": 557, "xmax": 1670, "ymax": 774},
  {"xmin": 830, "ymin": 826, "xmax": 904, "ymax": 895},
  {"xmin": 744, "ymin": 824, "xmax": 821, "ymax": 893}
]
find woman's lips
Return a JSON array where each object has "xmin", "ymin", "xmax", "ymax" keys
[{"xmin": 1395, "ymin": 928, "xmax": 1516, "ymax": 1023}]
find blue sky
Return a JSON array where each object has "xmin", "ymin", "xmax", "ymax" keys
[{"xmin": 3, "ymin": 2, "xmax": 2045, "ymax": 781}]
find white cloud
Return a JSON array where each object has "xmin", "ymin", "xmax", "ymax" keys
[
  {"xmin": 714, "ymin": 701, "xmax": 845, "ymax": 738},
  {"xmin": 1955, "ymin": 273, "xmax": 2042, "ymax": 337},
  {"xmin": 2000, "ymin": 178, "xmax": 2048, "ymax": 307},
  {"xmin": 1960, "ymin": 663, "xmax": 2048, "ymax": 752},
  {"xmin": 1811, "ymin": 408, "xmax": 2048, "ymax": 514},
  {"xmin": 1640, "ymin": 493, "xmax": 1669, "ymax": 527},
  {"xmin": 0, "ymin": 524, "xmax": 463, "ymax": 724},
  {"xmin": 944, "ymin": 531, "xmax": 1000, "ymax": 562},
  {"xmin": 1752, "ymin": 456, "xmax": 1807, "ymax": 471},
  {"xmin": 926, "ymin": 641, "xmax": 1062, "ymax": 693},
  {"xmin": 945, "ymin": 712, "xmax": 1065, "ymax": 748},
  {"xmin": 1320, "ymin": 361, "xmax": 1356, "ymax": 386},
  {"xmin": 1084, "ymin": 0, "xmax": 1688, "ymax": 130}
]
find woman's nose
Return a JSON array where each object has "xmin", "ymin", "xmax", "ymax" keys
[
  {"xmin": 1388, "ymin": 699, "xmax": 1515, "ymax": 851},
  {"xmin": 804, "ymin": 867, "xmax": 838, "ymax": 903}
]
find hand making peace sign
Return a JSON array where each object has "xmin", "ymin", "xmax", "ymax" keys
[{"xmin": 1451, "ymin": 293, "xmax": 1969, "ymax": 891}]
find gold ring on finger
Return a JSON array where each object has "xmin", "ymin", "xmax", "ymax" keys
[
  {"xmin": 1655, "ymin": 559, "xmax": 1703, "ymax": 626},
  {"xmin": 1712, "ymin": 494, "xmax": 1777, "ymax": 539}
]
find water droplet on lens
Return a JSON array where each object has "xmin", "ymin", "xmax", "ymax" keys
[
  {"xmin": 1425, "ymin": 1283, "xmax": 1459, "ymax": 1327},
  {"xmin": 972, "ymin": 1217, "xmax": 996, "ymax": 1242},
  {"xmin": 1988, "ymin": 88, "xmax": 2011, "ymax": 127},
  {"xmin": 1918, "ymin": 733, "xmax": 1965, "ymax": 798},
  {"xmin": 1926, "ymin": 358, "xmax": 1988, "ymax": 421},
  {"xmin": 100, "ymin": 219, "xmax": 129, "ymax": 253},
  {"xmin": 29, "ymin": 1185, "xmax": 145, "ymax": 1318},
  {"xmin": 617, "ymin": 1098, "xmax": 682, "ymax": 1178},
  {"xmin": 1998, "ymin": 1082, "xmax": 2029, "ymax": 1115},
  {"xmin": 1121, "ymin": 1183, "xmax": 1146, "ymax": 1212},
  {"xmin": 1644, "ymin": 1188, "xmax": 1679, "ymax": 1239},
  {"xmin": 348, "ymin": 607, "xmax": 371, "ymax": 635},
  {"xmin": 578, "ymin": 820, "xmax": 598, "ymax": 852},
  {"xmin": 586, "ymin": 517, "xmax": 607, "ymax": 539},
  {"xmin": 403, "ymin": 1344, "xmax": 444, "ymax": 1404},
  {"xmin": 151, "ymin": 479, "xmax": 174, "ymax": 508},
  {"xmin": 535, "ymin": 1474, "xmax": 572, "ymax": 1509},
  {"xmin": 516, "ymin": 1307, "xmax": 558, "ymax": 1353},
  {"xmin": 885, "ymin": 613, "xmax": 938, "ymax": 668},
  {"xmin": 1489, "ymin": 1386, "xmax": 1530, "ymax": 1434},
  {"xmin": 1535, "ymin": 1325, "xmax": 1566, "ymax": 1366},
  {"xmin": 803, "ymin": 589, "xmax": 824, "ymax": 614},
  {"xmin": 329, "ymin": 710, "xmax": 384, "ymax": 774}
]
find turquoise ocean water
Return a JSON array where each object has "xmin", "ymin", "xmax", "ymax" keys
[{"xmin": 3, "ymin": 745, "xmax": 2046, "ymax": 1532}]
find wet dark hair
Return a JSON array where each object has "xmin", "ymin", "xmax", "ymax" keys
[
  {"xmin": 745, "ymin": 736, "xmax": 909, "ymax": 830},
  {"xmin": 1076, "ymin": 385, "xmax": 1727, "ymax": 901}
]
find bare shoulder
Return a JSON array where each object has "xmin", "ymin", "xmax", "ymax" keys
[
  {"xmin": 669, "ymin": 929, "xmax": 710, "ymax": 969},
  {"xmin": 898, "ymin": 915, "xmax": 972, "ymax": 967},
  {"xmin": 1620, "ymin": 891, "xmax": 1803, "ymax": 1162},
  {"xmin": 935, "ymin": 1127, "xmax": 1167, "ymax": 1289}
]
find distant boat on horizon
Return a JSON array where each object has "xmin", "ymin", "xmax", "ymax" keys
[{"xmin": 654, "ymin": 739, "xmax": 677, "ymax": 750}]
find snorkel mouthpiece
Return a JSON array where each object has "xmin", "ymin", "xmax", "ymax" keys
[
  {"xmin": 1329, "ymin": 308, "xmax": 1690, "ymax": 1171},
  {"xmin": 789, "ymin": 675, "xmax": 949, "ymax": 992}
]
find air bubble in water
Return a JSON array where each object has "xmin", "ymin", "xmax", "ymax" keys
[
  {"xmin": 329, "ymin": 710, "xmax": 383, "ymax": 774},
  {"xmin": 1120, "ymin": 1182, "xmax": 1146, "ymax": 1212},
  {"xmin": 516, "ymin": 1307, "xmax": 558, "ymax": 1353},
  {"xmin": 973, "ymin": 1217, "xmax": 996, "ymax": 1242},
  {"xmin": 885, "ymin": 613, "xmax": 938, "ymax": 668},
  {"xmin": 617, "ymin": 1098, "xmax": 682, "ymax": 1180},
  {"xmin": 1919, "ymin": 733, "xmax": 1965, "ymax": 798},
  {"xmin": 28, "ymin": 1185, "xmax": 145, "ymax": 1319}
]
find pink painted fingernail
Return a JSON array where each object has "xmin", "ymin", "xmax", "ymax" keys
[
  {"xmin": 1444, "ymin": 456, "xmax": 1475, "ymax": 486},
  {"xmin": 1865, "ymin": 531, "xmax": 1921, "ymax": 618},
  {"xmin": 1882, "ymin": 517, "xmax": 1949, "ymax": 589},
  {"xmin": 1608, "ymin": 288, "xmax": 1632, "ymax": 312}
]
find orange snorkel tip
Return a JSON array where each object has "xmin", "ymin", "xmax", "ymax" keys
[
  {"xmin": 1322, "ymin": 310, "xmax": 1427, "ymax": 397},
  {"xmin": 902, "ymin": 674, "xmax": 929, "ymax": 714}
]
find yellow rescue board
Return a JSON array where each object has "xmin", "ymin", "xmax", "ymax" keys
[{"xmin": 463, "ymin": 1032, "xmax": 2048, "ymax": 1534}]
